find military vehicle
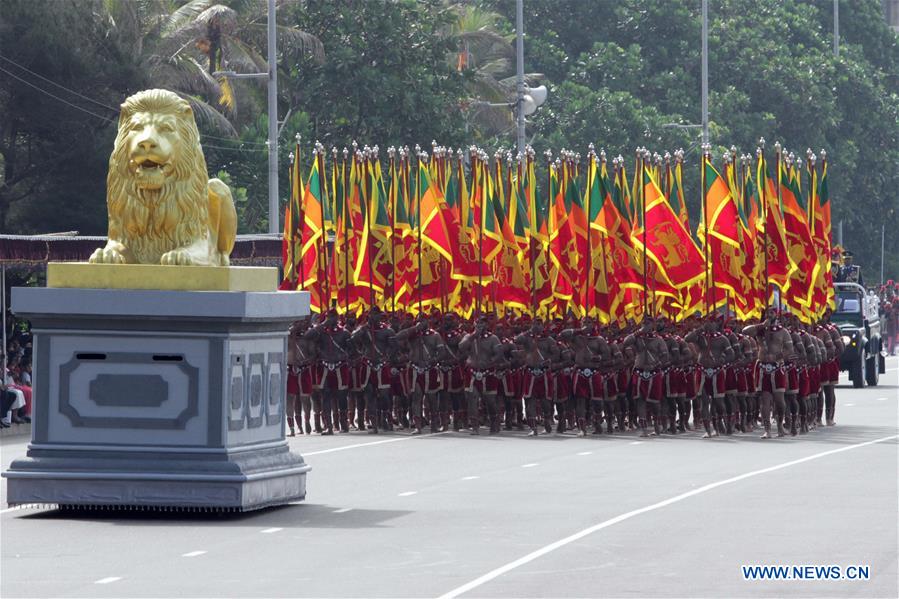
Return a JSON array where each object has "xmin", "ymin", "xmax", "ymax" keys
[{"xmin": 833, "ymin": 282, "xmax": 884, "ymax": 387}]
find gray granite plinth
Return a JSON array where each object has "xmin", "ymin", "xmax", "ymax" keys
[{"xmin": 3, "ymin": 287, "xmax": 312, "ymax": 511}]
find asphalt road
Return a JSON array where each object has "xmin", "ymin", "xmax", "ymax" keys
[{"xmin": 2, "ymin": 357, "xmax": 897, "ymax": 599}]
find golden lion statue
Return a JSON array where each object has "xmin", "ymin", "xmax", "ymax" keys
[{"xmin": 89, "ymin": 89, "xmax": 237, "ymax": 266}]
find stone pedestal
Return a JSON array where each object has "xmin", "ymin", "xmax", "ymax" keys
[{"xmin": 3, "ymin": 287, "xmax": 311, "ymax": 511}]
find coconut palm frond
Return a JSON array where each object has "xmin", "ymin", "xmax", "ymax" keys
[
  {"xmin": 195, "ymin": 4, "xmax": 239, "ymax": 34},
  {"xmin": 498, "ymin": 73, "xmax": 545, "ymax": 88},
  {"xmin": 478, "ymin": 58, "xmax": 512, "ymax": 78},
  {"xmin": 221, "ymin": 36, "xmax": 268, "ymax": 76},
  {"xmin": 180, "ymin": 93, "xmax": 239, "ymax": 137},
  {"xmin": 162, "ymin": 0, "xmax": 214, "ymax": 37},
  {"xmin": 240, "ymin": 23, "xmax": 324, "ymax": 64}
]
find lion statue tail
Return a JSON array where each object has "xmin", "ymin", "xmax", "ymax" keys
[{"xmin": 207, "ymin": 177, "xmax": 237, "ymax": 266}]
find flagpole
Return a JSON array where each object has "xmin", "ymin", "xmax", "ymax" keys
[
  {"xmin": 287, "ymin": 148, "xmax": 299, "ymax": 289},
  {"xmin": 545, "ymin": 150, "xmax": 553, "ymax": 321},
  {"xmin": 365, "ymin": 150, "xmax": 376, "ymax": 311},
  {"xmin": 640, "ymin": 149, "xmax": 648, "ymax": 319},
  {"xmin": 527, "ymin": 152, "xmax": 536, "ymax": 317},
  {"xmin": 758, "ymin": 139, "xmax": 769, "ymax": 310},
  {"xmin": 586, "ymin": 146, "xmax": 596, "ymax": 319},
  {"xmin": 343, "ymin": 147, "xmax": 351, "ymax": 314},
  {"xmin": 701, "ymin": 146, "xmax": 710, "ymax": 315},
  {"xmin": 417, "ymin": 149, "xmax": 424, "ymax": 316},
  {"xmin": 774, "ymin": 141, "xmax": 783, "ymax": 315},
  {"xmin": 387, "ymin": 148, "xmax": 396, "ymax": 313}
]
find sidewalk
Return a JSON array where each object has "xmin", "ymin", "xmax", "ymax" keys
[{"xmin": 0, "ymin": 422, "xmax": 32, "ymax": 442}]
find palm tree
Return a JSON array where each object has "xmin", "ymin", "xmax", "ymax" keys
[
  {"xmin": 445, "ymin": 3, "xmax": 540, "ymax": 141},
  {"xmin": 102, "ymin": 0, "xmax": 323, "ymax": 136}
]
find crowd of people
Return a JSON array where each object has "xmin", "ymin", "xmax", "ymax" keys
[
  {"xmin": 2, "ymin": 316, "xmax": 33, "ymax": 428},
  {"xmin": 285, "ymin": 306, "xmax": 845, "ymax": 440}
]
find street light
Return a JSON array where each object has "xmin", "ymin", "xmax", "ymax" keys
[{"xmin": 213, "ymin": 0, "xmax": 279, "ymax": 235}]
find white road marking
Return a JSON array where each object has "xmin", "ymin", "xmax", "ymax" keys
[
  {"xmin": 398, "ymin": 491, "xmax": 418, "ymax": 497},
  {"xmin": 332, "ymin": 508, "xmax": 353, "ymax": 514},
  {"xmin": 260, "ymin": 527, "xmax": 283, "ymax": 534},
  {"xmin": 438, "ymin": 433, "xmax": 898, "ymax": 599},
  {"xmin": 576, "ymin": 451, "xmax": 593, "ymax": 456},
  {"xmin": 521, "ymin": 463, "xmax": 539, "ymax": 468},
  {"xmin": 876, "ymin": 397, "xmax": 888, "ymax": 401},
  {"xmin": 181, "ymin": 550, "xmax": 207, "ymax": 558},
  {"xmin": 844, "ymin": 403, "xmax": 855, "ymax": 407},
  {"xmin": 0, "ymin": 504, "xmax": 39, "ymax": 515},
  {"xmin": 302, "ymin": 432, "xmax": 449, "ymax": 456},
  {"xmin": 629, "ymin": 441, "xmax": 643, "ymax": 445},
  {"xmin": 94, "ymin": 577, "xmax": 122, "ymax": 585},
  {"xmin": 461, "ymin": 476, "xmax": 480, "ymax": 480}
]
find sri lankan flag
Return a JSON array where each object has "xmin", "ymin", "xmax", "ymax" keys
[
  {"xmin": 756, "ymin": 151, "xmax": 794, "ymax": 300},
  {"xmin": 548, "ymin": 165, "xmax": 575, "ymax": 314},
  {"xmin": 697, "ymin": 157, "xmax": 750, "ymax": 314},
  {"xmin": 366, "ymin": 158, "xmax": 394, "ymax": 307},
  {"xmin": 391, "ymin": 158, "xmax": 416, "ymax": 310},
  {"xmin": 279, "ymin": 141, "xmax": 303, "ymax": 290},
  {"xmin": 566, "ymin": 166, "xmax": 590, "ymax": 317},
  {"xmin": 810, "ymin": 158, "xmax": 834, "ymax": 315},
  {"xmin": 632, "ymin": 167, "xmax": 703, "ymax": 306},
  {"xmin": 670, "ymin": 157, "xmax": 690, "ymax": 232},
  {"xmin": 780, "ymin": 160, "xmax": 818, "ymax": 321},
  {"xmin": 494, "ymin": 169, "xmax": 531, "ymax": 314},
  {"xmin": 299, "ymin": 153, "xmax": 326, "ymax": 312},
  {"xmin": 409, "ymin": 159, "xmax": 455, "ymax": 313},
  {"xmin": 595, "ymin": 160, "xmax": 643, "ymax": 324}
]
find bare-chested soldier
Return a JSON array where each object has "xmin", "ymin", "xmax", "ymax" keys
[
  {"xmin": 743, "ymin": 308, "xmax": 793, "ymax": 438},
  {"xmin": 286, "ymin": 318, "xmax": 316, "ymax": 435},
  {"xmin": 561, "ymin": 319, "xmax": 604, "ymax": 436},
  {"xmin": 305, "ymin": 309, "xmax": 351, "ymax": 435},
  {"xmin": 515, "ymin": 319, "xmax": 554, "ymax": 436},
  {"xmin": 623, "ymin": 317, "xmax": 670, "ymax": 437},
  {"xmin": 685, "ymin": 316, "xmax": 735, "ymax": 438},
  {"xmin": 458, "ymin": 316, "xmax": 505, "ymax": 435},
  {"xmin": 395, "ymin": 315, "xmax": 453, "ymax": 435},
  {"xmin": 439, "ymin": 314, "xmax": 466, "ymax": 432},
  {"xmin": 814, "ymin": 310, "xmax": 844, "ymax": 425},
  {"xmin": 349, "ymin": 307, "xmax": 395, "ymax": 434},
  {"xmin": 583, "ymin": 319, "xmax": 614, "ymax": 434}
]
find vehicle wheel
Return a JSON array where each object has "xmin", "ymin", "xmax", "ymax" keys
[
  {"xmin": 865, "ymin": 351, "xmax": 879, "ymax": 386},
  {"xmin": 850, "ymin": 352, "xmax": 865, "ymax": 388}
]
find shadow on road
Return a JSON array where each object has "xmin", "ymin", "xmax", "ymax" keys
[{"xmin": 17, "ymin": 503, "xmax": 413, "ymax": 529}]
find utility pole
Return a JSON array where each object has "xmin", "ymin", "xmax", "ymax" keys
[
  {"xmin": 515, "ymin": 0, "xmax": 526, "ymax": 156},
  {"xmin": 701, "ymin": 0, "xmax": 709, "ymax": 146},
  {"xmin": 265, "ymin": 0, "xmax": 279, "ymax": 234},
  {"xmin": 833, "ymin": 0, "xmax": 840, "ymax": 57},
  {"xmin": 214, "ymin": 0, "xmax": 279, "ymax": 234}
]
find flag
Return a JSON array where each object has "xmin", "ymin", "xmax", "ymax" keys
[
  {"xmin": 367, "ymin": 158, "xmax": 394, "ymax": 308},
  {"xmin": 669, "ymin": 156, "xmax": 690, "ymax": 232},
  {"xmin": 780, "ymin": 159, "xmax": 818, "ymax": 320},
  {"xmin": 632, "ymin": 166, "xmax": 703, "ymax": 311},
  {"xmin": 595, "ymin": 160, "xmax": 644, "ymax": 324},
  {"xmin": 279, "ymin": 142, "xmax": 303, "ymax": 290},
  {"xmin": 810, "ymin": 157, "xmax": 834, "ymax": 315},
  {"xmin": 298, "ymin": 152, "xmax": 326, "ymax": 312},
  {"xmin": 391, "ymin": 157, "xmax": 416, "ymax": 310},
  {"xmin": 698, "ymin": 156, "xmax": 750, "ymax": 315},
  {"xmin": 757, "ymin": 150, "xmax": 793, "ymax": 300},
  {"xmin": 548, "ymin": 164, "xmax": 575, "ymax": 314}
]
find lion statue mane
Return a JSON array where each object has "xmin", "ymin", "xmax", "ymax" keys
[{"xmin": 89, "ymin": 89, "xmax": 237, "ymax": 266}]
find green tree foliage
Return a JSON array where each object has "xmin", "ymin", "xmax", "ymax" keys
[
  {"xmin": 487, "ymin": 0, "xmax": 899, "ymax": 278},
  {"xmin": 0, "ymin": 0, "xmax": 896, "ymax": 279}
]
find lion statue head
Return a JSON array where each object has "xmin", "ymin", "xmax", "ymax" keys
[{"xmin": 90, "ymin": 89, "xmax": 236, "ymax": 266}]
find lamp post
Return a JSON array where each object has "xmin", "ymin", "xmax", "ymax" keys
[{"xmin": 214, "ymin": 0, "xmax": 279, "ymax": 234}]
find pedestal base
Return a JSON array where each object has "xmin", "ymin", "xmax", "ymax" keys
[{"xmin": 3, "ymin": 287, "xmax": 311, "ymax": 511}]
